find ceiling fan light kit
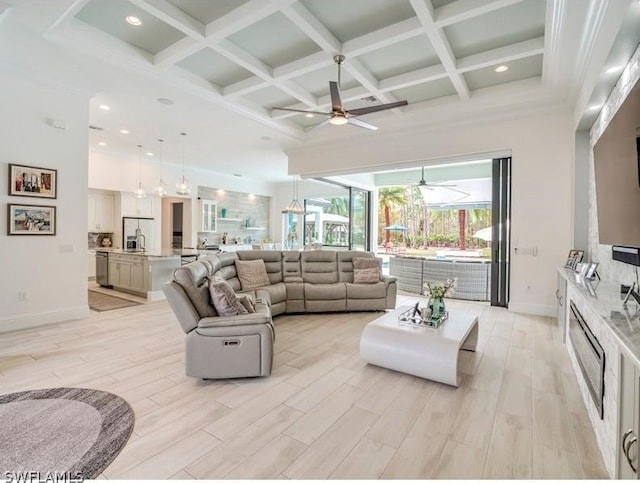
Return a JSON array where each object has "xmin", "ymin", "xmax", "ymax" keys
[{"xmin": 271, "ymin": 55, "xmax": 407, "ymax": 131}]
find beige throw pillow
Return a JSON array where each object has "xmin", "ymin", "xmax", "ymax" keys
[
  {"xmin": 235, "ymin": 259, "xmax": 271, "ymax": 290},
  {"xmin": 208, "ymin": 277, "xmax": 249, "ymax": 317},
  {"xmin": 238, "ymin": 295, "xmax": 256, "ymax": 313},
  {"xmin": 353, "ymin": 257, "xmax": 382, "ymax": 284}
]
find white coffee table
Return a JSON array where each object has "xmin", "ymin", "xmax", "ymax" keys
[{"xmin": 359, "ymin": 306, "xmax": 478, "ymax": 387}]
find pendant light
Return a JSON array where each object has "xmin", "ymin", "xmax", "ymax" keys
[
  {"xmin": 154, "ymin": 138, "xmax": 167, "ymax": 197},
  {"xmin": 282, "ymin": 175, "xmax": 306, "ymax": 214},
  {"xmin": 176, "ymin": 132, "xmax": 191, "ymax": 196},
  {"xmin": 134, "ymin": 144, "xmax": 146, "ymax": 199}
]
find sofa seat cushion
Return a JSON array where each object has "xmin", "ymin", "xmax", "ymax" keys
[
  {"xmin": 305, "ymin": 283, "xmax": 346, "ymax": 301},
  {"xmin": 235, "ymin": 259, "xmax": 271, "ymax": 290},
  {"xmin": 258, "ymin": 282, "xmax": 287, "ymax": 305},
  {"xmin": 346, "ymin": 281, "xmax": 387, "ymax": 299}
]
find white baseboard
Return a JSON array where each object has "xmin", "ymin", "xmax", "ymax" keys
[
  {"xmin": 508, "ymin": 302, "xmax": 556, "ymax": 318},
  {"xmin": 147, "ymin": 290, "xmax": 166, "ymax": 302},
  {"xmin": 0, "ymin": 305, "xmax": 90, "ymax": 333}
]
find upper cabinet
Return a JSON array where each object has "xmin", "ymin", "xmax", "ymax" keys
[
  {"xmin": 121, "ymin": 193, "xmax": 154, "ymax": 217},
  {"xmin": 200, "ymin": 199, "xmax": 217, "ymax": 232},
  {"xmin": 88, "ymin": 193, "xmax": 115, "ymax": 233}
]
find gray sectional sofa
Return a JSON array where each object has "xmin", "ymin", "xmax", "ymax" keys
[{"xmin": 163, "ymin": 250, "xmax": 397, "ymax": 380}]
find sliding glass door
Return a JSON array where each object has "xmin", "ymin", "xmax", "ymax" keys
[
  {"xmin": 491, "ymin": 157, "xmax": 511, "ymax": 307},
  {"xmin": 350, "ymin": 188, "xmax": 370, "ymax": 251}
]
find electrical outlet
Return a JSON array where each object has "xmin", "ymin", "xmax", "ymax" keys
[{"xmin": 18, "ymin": 292, "xmax": 27, "ymax": 301}]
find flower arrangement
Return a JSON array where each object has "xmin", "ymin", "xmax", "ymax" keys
[{"xmin": 423, "ymin": 278, "xmax": 457, "ymax": 298}]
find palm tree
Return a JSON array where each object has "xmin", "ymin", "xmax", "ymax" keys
[{"xmin": 378, "ymin": 187, "xmax": 407, "ymax": 245}]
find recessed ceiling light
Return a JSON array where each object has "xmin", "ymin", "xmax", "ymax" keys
[
  {"xmin": 98, "ymin": 142, "xmax": 107, "ymax": 146},
  {"xmin": 125, "ymin": 16, "xmax": 142, "ymax": 26},
  {"xmin": 495, "ymin": 65, "xmax": 509, "ymax": 73},
  {"xmin": 305, "ymin": 113, "xmax": 314, "ymax": 118},
  {"xmin": 120, "ymin": 129, "xmax": 130, "ymax": 134},
  {"xmin": 606, "ymin": 66, "xmax": 622, "ymax": 74},
  {"xmin": 145, "ymin": 152, "xmax": 154, "ymax": 156},
  {"xmin": 260, "ymin": 136, "xmax": 271, "ymax": 141},
  {"xmin": 157, "ymin": 98, "xmax": 174, "ymax": 105},
  {"xmin": 98, "ymin": 104, "xmax": 110, "ymax": 111}
]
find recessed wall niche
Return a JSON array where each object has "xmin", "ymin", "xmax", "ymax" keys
[{"xmin": 197, "ymin": 186, "xmax": 271, "ymax": 246}]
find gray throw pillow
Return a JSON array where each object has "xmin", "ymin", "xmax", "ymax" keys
[
  {"xmin": 208, "ymin": 277, "xmax": 249, "ymax": 317},
  {"xmin": 353, "ymin": 257, "xmax": 382, "ymax": 284},
  {"xmin": 238, "ymin": 295, "xmax": 256, "ymax": 313}
]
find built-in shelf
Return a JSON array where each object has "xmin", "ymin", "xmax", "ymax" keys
[{"xmin": 218, "ymin": 218, "xmax": 242, "ymax": 222}]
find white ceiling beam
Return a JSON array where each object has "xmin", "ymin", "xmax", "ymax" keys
[
  {"xmin": 343, "ymin": 58, "xmax": 399, "ymax": 104},
  {"xmin": 153, "ymin": 0, "xmax": 297, "ymax": 67},
  {"xmin": 223, "ymin": 76, "xmax": 269, "ymax": 97},
  {"xmin": 435, "ymin": 0, "xmax": 526, "ymax": 28},
  {"xmin": 281, "ymin": 2, "xmax": 341, "ymax": 53},
  {"xmin": 410, "ymin": 0, "xmax": 470, "ymax": 100},
  {"xmin": 456, "ymin": 36, "xmax": 544, "ymax": 73},
  {"xmin": 379, "ymin": 65, "xmax": 448, "ymax": 92},
  {"xmin": 214, "ymin": 40, "xmax": 318, "ymax": 107},
  {"xmin": 343, "ymin": 17, "xmax": 425, "ymax": 57},
  {"xmin": 273, "ymin": 51, "xmax": 334, "ymax": 80},
  {"xmin": 44, "ymin": 0, "xmax": 89, "ymax": 34},
  {"xmin": 128, "ymin": 0, "xmax": 205, "ymax": 39}
]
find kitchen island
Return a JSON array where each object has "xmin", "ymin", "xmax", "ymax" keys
[{"xmin": 96, "ymin": 248, "xmax": 210, "ymax": 301}]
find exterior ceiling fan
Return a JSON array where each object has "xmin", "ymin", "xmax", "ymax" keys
[
  {"xmin": 271, "ymin": 54, "xmax": 408, "ymax": 131},
  {"xmin": 414, "ymin": 166, "xmax": 470, "ymax": 200}
]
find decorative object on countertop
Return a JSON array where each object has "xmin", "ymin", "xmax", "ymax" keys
[
  {"xmin": 564, "ymin": 249, "xmax": 584, "ymax": 270},
  {"xmin": 101, "ymin": 237, "xmax": 112, "ymax": 247},
  {"xmin": 585, "ymin": 262, "xmax": 600, "ymax": 280},
  {"xmin": 397, "ymin": 304, "xmax": 448, "ymax": 328},
  {"xmin": 9, "ymin": 163, "xmax": 57, "ymax": 199},
  {"xmin": 221, "ymin": 232, "xmax": 228, "ymax": 244},
  {"xmin": 245, "ymin": 216, "xmax": 255, "ymax": 228},
  {"xmin": 0, "ymin": 387, "xmax": 134, "ymax": 478},
  {"xmin": 423, "ymin": 278, "xmax": 456, "ymax": 322},
  {"xmin": 7, "ymin": 203, "xmax": 56, "ymax": 235}
]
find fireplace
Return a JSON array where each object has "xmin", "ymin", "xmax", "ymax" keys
[{"xmin": 569, "ymin": 301, "xmax": 605, "ymax": 419}]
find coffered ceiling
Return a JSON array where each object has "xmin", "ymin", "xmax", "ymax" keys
[{"xmin": 1, "ymin": 0, "xmax": 637, "ymax": 181}]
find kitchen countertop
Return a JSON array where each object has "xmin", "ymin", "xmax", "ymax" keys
[
  {"xmin": 95, "ymin": 248, "xmax": 212, "ymax": 259},
  {"xmin": 558, "ymin": 268, "xmax": 640, "ymax": 363}
]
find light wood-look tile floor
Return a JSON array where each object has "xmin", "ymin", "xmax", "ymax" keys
[{"xmin": 0, "ymin": 293, "xmax": 609, "ymax": 479}]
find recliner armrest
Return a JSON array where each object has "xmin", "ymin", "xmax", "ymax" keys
[
  {"xmin": 197, "ymin": 312, "xmax": 271, "ymax": 329},
  {"xmin": 381, "ymin": 275, "xmax": 398, "ymax": 286}
]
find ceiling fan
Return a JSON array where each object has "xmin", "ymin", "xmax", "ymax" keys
[
  {"xmin": 271, "ymin": 54, "xmax": 408, "ymax": 131},
  {"xmin": 413, "ymin": 166, "xmax": 470, "ymax": 201}
]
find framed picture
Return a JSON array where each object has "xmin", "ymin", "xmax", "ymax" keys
[
  {"xmin": 7, "ymin": 204, "xmax": 56, "ymax": 235},
  {"xmin": 8, "ymin": 164, "xmax": 57, "ymax": 199},
  {"xmin": 564, "ymin": 249, "xmax": 585, "ymax": 269},
  {"xmin": 585, "ymin": 262, "xmax": 600, "ymax": 279}
]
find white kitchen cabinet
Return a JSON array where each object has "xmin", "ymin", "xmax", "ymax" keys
[
  {"xmin": 130, "ymin": 261, "xmax": 145, "ymax": 292},
  {"xmin": 200, "ymin": 199, "xmax": 217, "ymax": 232},
  {"xmin": 619, "ymin": 353, "xmax": 640, "ymax": 478},
  {"xmin": 107, "ymin": 253, "xmax": 147, "ymax": 294},
  {"xmin": 87, "ymin": 251, "xmax": 96, "ymax": 279},
  {"xmin": 121, "ymin": 192, "xmax": 154, "ymax": 217},
  {"xmin": 88, "ymin": 193, "xmax": 115, "ymax": 232}
]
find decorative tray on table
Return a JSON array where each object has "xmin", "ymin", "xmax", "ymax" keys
[{"xmin": 397, "ymin": 303, "xmax": 448, "ymax": 328}]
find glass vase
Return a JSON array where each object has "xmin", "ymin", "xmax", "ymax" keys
[{"xmin": 428, "ymin": 296, "xmax": 446, "ymax": 320}]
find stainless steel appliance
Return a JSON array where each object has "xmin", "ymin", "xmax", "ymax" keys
[
  {"xmin": 96, "ymin": 251, "xmax": 110, "ymax": 287},
  {"xmin": 569, "ymin": 301, "xmax": 605, "ymax": 419},
  {"xmin": 123, "ymin": 217, "xmax": 154, "ymax": 252}
]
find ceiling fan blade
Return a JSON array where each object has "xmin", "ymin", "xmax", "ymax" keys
[
  {"xmin": 347, "ymin": 117, "xmax": 378, "ymax": 131},
  {"xmin": 271, "ymin": 107, "xmax": 330, "ymax": 116},
  {"xmin": 348, "ymin": 100, "xmax": 408, "ymax": 116},
  {"xmin": 329, "ymin": 81, "xmax": 344, "ymax": 111}
]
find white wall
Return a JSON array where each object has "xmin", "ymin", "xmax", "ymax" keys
[
  {"xmin": 0, "ymin": 71, "xmax": 90, "ymax": 332},
  {"xmin": 287, "ymin": 109, "xmax": 576, "ymax": 316}
]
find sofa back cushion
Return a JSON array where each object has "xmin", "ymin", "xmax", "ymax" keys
[
  {"xmin": 172, "ymin": 260, "xmax": 218, "ymax": 318},
  {"xmin": 212, "ymin": 252, "xmax": 241, "ymax": 291},
  {"xmin": 235, "ymin": 259, "xmax": 272, "ymax": 290},
  {"xmin": 301, "ymin": 250, "xmax": 338, "ymax": 284},
  {"xmin": 337, "ymin": 251, "xmax": 374, "ymax": 283},
  {"xmin": 237, "ymin": 250, "xmax": 283, "ymax": 284},
  {"xmin": 282, "ymin": 251, "xmax": 302, "ymax": 281}
]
